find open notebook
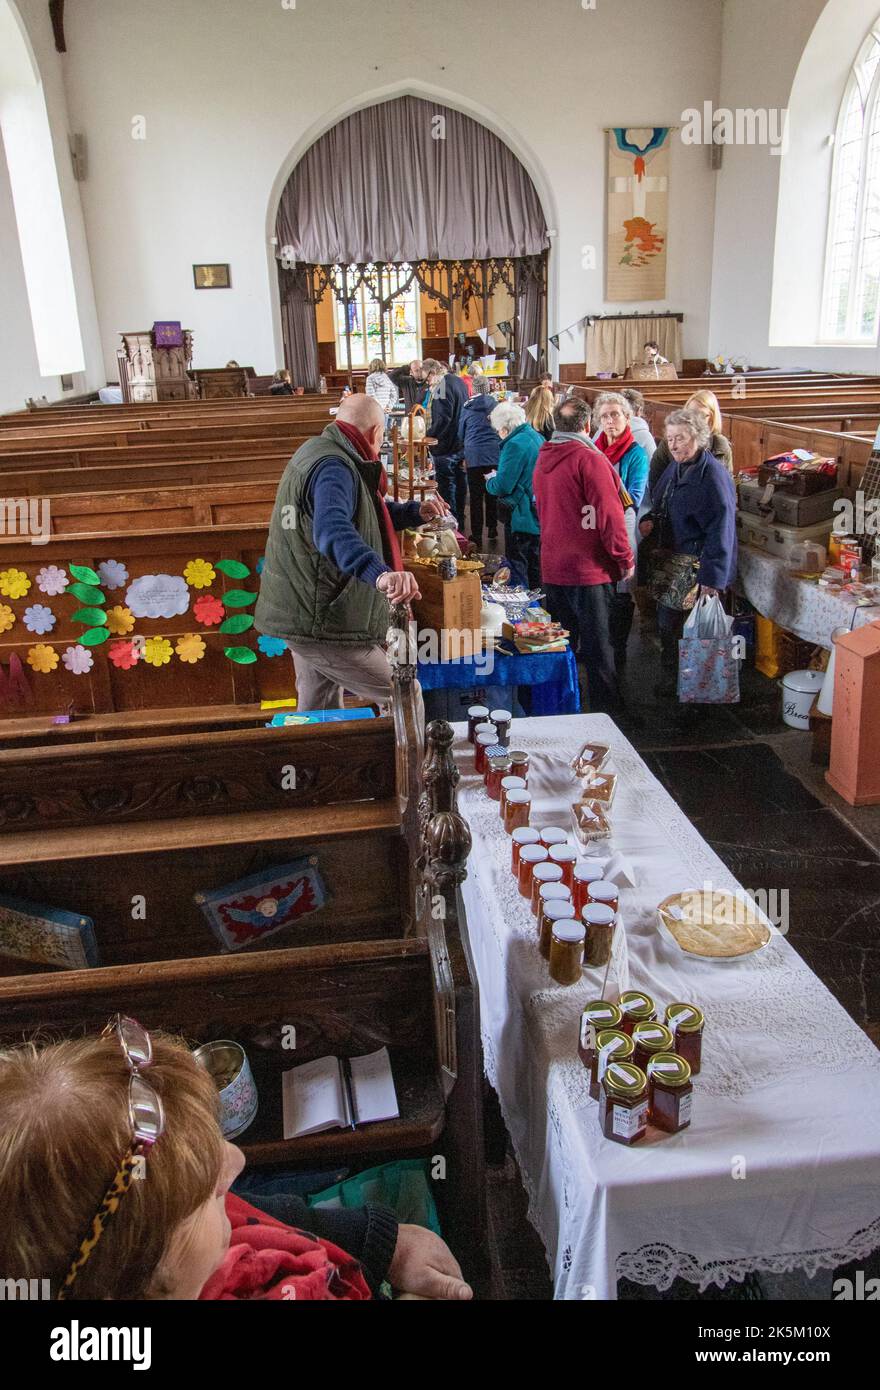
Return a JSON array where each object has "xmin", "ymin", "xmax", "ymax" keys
[{"xmin": 281, "ymin": 1047, "xmax": 400, "ymax": 1139}]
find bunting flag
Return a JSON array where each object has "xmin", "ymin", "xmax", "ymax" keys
[
  {"xmin": 525, "ymin": 344, "xmax": 540, "ymax": 361},
  {"xmin": 549, "ymin": 334, "xmax": 560, "ymax": 350},
  {"xmin": 476, "ymin": 328, "xmax": 489, "ymax": 344}
]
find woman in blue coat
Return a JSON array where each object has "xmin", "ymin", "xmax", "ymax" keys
[
  {"xmin": 460, "ymin": 378, "xmax": 500, "ymax": 547},
  {"xmin": 486, "ymin": 401, "xmax": 543, "ymax": 589}
]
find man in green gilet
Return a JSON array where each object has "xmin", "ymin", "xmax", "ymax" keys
[{"xmin": 255, "ymin": 395, "xmax": 446, "ymax": 710}]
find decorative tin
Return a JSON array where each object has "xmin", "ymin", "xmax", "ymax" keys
[{"xmin": 194, "ymin": 1039, "xmax": 258, "ymax": 1139}]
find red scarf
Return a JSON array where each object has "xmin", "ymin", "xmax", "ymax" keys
[
  {"xmin": 335, "ymin": 420, "xmax": 404, "ymax": 572},
  {"xmin": 198, "ymin": 1193, "xmax": 372, "ymax": 1301},
  {"xmin": 595, "ymin": 426, "xmax": 634, "ymax": 469}
]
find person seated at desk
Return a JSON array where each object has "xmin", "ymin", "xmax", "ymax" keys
[
  {"xmin": 0, "ymin": 1022, "xmax": 472, "ymax": 1301},
  {"xmin": 642, "ymin": 340, "xmax": 668, "ymax": 368},
  {"xmin": 270, "ymin": 369, "xmax": 294, "ymax": 396}
]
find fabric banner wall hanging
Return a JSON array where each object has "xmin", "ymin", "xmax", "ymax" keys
[{"xmin": 606, "ymin": 128, "xmax": 670, "ymax": 302}]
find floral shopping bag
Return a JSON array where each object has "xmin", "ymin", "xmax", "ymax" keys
[{"xmin": 677, "ymin": 595, "xmax": 740, "ymax": 704}]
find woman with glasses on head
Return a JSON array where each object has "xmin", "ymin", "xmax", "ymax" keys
[{"xmin": 0, "ymin": 1019, "xmax": 471, "ymax": 1301}]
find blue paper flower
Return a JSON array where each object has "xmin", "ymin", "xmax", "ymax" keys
[
  {"xmin": 23, "ymin": 603, "xmax": 56, "ymax": 635},
  {"xmin": 256, "ymin": 556, "xmax": 265, "ymax": 576},
  {"xmin": 98, "ymin": 559, "xmax": 129, "ymax": 590},
  {"xmin": 257, "ymin": 634, "xmax": 287, "ymax": 658}
]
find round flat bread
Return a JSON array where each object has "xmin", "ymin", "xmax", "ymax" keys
[{"xmin": 658, "ymin": 891, "xmax": 771, "ymax": 958}]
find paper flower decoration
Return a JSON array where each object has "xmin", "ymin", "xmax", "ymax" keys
[
  {"xmin": 0, "ymin": 605, "xmax": 15, "ymax": 635},
  {"xmin": 257, "ymin": 634, "xmax": 287, "ymax": 658},
  {"xmin": 143, "ymin": 636, "xmax": 173, "ymax": 667},
  {"xmin": 36, "ymin": 565, "xmax": 68, "ymax": 596},
  {"xmin": 184, "ymin": 559, "xmax": 216, "ymax": 589},
  {"xmin": 27, "ymin": 644, "xmax": 58, "ymax": 674},
  {"xmin": 176, "ymin": 633, "xmax": 206, "ymax": 664},
  {"xmin": 108, "ymin": 639, "xmax": 139, "ymax": 670},
  {"xmin": 0, "ymin": 569, "xmax": 31, "ymax": 600},
  {"xmin": 62, "ymin": 645, "xmax": 94, "ymax": 675},
  {"xmin": 256, "ymin": 556, "xmax": 265, "ymax": 575},
  {"xmin": 23, "ymin": 604, "xmax": 56, "ymax": 635},
  {"xmin": 194, "ymin": 594, "xmax": 225, "ymax": 626},
  {"xmin": 98, "ymin": 559, "xmax": 129, "ymax": 591},
  {"xmin": 106, "ymin": 605, "xmax": 135, "ymax": 636},
  {"xmin": 126, "ymin": 574, "xmax": 189, "ymax": 619}
]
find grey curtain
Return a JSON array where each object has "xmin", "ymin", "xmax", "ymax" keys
[
  {"xmin": 515, "ymin": 270, "xmax": 543, "ymax": 378},
  {"xmin": 275, "ymin": 96, "xmax": 547, "ymax": 263},
  {"xmin": 278, "ymin": 265, "xmax": 320, "ymax": 390}
]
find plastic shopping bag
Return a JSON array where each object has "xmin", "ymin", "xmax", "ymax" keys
[{"xmin": 678, "ymin": 595, "xmax": 740, "ymax": 704}]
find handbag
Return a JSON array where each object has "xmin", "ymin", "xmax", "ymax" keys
[
  {"xmin": 677, "ymin": 595, "xmax": 740, "ymax": 704},
  {"xmin": 649, "ymin": 551, "xmax": 700, "ymax": 609}
]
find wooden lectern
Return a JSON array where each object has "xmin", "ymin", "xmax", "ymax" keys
[
  {"xmin": 118, "ymin": 329, "xmax": 197, "ymax": 403},
  {"xmin": 826, "ymin": 620, "xmax": 880, "ymax": 806}
]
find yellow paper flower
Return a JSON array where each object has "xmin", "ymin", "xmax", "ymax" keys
[
  {"xmin": 143, "ymin": 636, "xmax": 173, "ymax": 667},
  {"xmin": 0, "ymin": 604, "xmax": 15, "ymax": 634},
  {"xmin": 184, "ymin": 559, "xmax": 216, "ymax": 589},
  {"xmin": 175, "ymin": 633, "xmax": 206, "ymax": 664},
  {"xmin": 27, "ymin": 643, "xmax": 59, "ymax": 674},
  {"xmin": 0, "ymin": 569, "xmax": 31, "ymax": 600},
  {"xmin": 106, "ymin": 604, "xmax": 135, "ymax": 635}
]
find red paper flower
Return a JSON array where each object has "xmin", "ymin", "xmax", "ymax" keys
[
  {"xmin": 194, "ymin": 594, "xmax": 225, "ymax": 626},
  {"xmin": 108, "ymin": 639, "xmax": 139, "ymax": 670}
]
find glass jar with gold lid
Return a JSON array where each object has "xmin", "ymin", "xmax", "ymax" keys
[
  {"xmin": 664, "ymin": 1003, "xmax": 704, "ymax": 1075},
  {"xmin": 589, "ymin": 1027, "xmax": 634, "ymax": 1099},
  {"xmin": 618, "ymin": 990, "xmax": 657, "ymax": 1035},
  {"xmin": 647, "ymin": 1052, "xmax": 693, "ymax": 1133},
  {"xmin": 631, "ymin": 1021, "xmax": 674, "ymax": 1073},
  {"xmin": 578, "ymin": 1000, "xmax": 623, "ymax": 1069},
  {"xmin": 599, "ymin": 1061, "xmax": 649, "ymax": 1145}
]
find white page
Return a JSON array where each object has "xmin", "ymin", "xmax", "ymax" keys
[
  {"xmin": 349, "ymin": 1046, "xmax": 399, "ymax": 1125},
  {"xmin": 282, "ymin": 1055, "xmax": 346, "ymax": 1138}
]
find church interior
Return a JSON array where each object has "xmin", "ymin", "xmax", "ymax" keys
[{"xmin": 1, "ymin": 0, "xmax": 879, "ymax": 1332}]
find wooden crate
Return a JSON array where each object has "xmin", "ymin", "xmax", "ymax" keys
[{"xmin": 406, "ymin": 565, "xmax": 483, "ymax": 659}]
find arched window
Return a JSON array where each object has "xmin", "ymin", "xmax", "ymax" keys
[{"xmin": 821, "ymin": 20, "xmax": 880, "ymax": 343}]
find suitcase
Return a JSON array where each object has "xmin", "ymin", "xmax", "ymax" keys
[
  {"xmin": 738, "ymin": 477, "xmax": 843, "ymax": 527},
  {"xmin": 737, "ymin": 513, "xmax": 833, "ymax": 560},
  {"xmin": 757, "ymin": 455, "xmax": 839, "ymax": 493}
]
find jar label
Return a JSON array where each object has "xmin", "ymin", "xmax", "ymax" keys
[
  {"xmin": 678, "ymin": 1091, "xmax": 693, "ymax": 1126},
  {"xmin": 673, "ymin": 1007, "xmax": 695, "ymax": 1026},
  {"xmin": 612, "ymin": 1100, "xmax": 648, "ymax": 1139},
  {"xmin": 597, "ymin": 1038, "xmax": 623, "ymax": 1081},
  {"xmin": 580, "ymin": 1017, "xmax": 595, "ymax": 1051}
]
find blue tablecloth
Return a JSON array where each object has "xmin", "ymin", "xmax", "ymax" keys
[{"xmin": 417, "ymin": 645, "xmax": 580, "ymax": 716}]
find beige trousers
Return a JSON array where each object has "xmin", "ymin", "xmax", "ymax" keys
[{"xmin": 286, "ymin": 640, "xmax": 424, "ymax": 728}]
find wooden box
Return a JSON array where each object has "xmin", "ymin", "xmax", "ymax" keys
[{"xmin": 406, "ymin": 566, "xmax": 483, "ymax": 659}]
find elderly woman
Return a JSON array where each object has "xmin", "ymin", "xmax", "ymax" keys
[
  {"xmin": 640, "ymin": 407, "xmax": 737, "ymax": 699},
  {"xmin": 486, "ymin": 400, "xmax": 543, "ymax": 589},
  {"xmin": 460, "ymin": 376, "xmax": 501, "ymax": 546},
  {"xmin": 365, "ymin": 358, "xmax": 398, "ymax": 415},
  {"xmin": 592, "ymin": 392, "xmax": 650, "ymax": 671},
  {"xmin": 649, "ymin": 389, "xmax": 733, "ymax": 494},
  {"xmin": 0, "ymin": 1023, "xmax": 471, "ymax": 1301}
]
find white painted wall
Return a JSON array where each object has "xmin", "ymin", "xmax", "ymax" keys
[
  {"xmin": 0, "ymin": 0, "xmax": 103, "ymax": 412},
  {"xmin": 53, "ymin": 0, "xmax": 723, "ymax": 378},
  {"xmin": 708, "ymin": 0, "xmax": 880, "ymax": 372}
]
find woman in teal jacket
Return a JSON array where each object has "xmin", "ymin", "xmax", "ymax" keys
[{"xmin": 487, "ymin": 401, "xmax": 543, "ymax": 589}]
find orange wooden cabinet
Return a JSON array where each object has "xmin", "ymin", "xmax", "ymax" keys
[{"xmin": 826, "ymin": 620, "xmax": 880, "ymax": 806}]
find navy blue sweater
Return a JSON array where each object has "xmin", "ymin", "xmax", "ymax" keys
[
  {"xmin": 307, "ymin": 459, "xmax": 422, "ymax": 587},
  {"xmin": 429, "ymin": 373, "xmax": 469, "ymax": 457},
  {"xmin": 651, "ymin": 450, "xmax": 738, "ymax": 590},
  {"xmin": 460, "ymin": 393, "xmax": 501, "ymax": 471}
]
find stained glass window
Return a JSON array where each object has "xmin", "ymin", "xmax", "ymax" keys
[{"xmin": 334, "ymin": 264, "xmax": 420, "ymax": 368}]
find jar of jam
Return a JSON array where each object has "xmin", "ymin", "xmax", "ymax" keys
[
  {"xmin": 549, "ymin": 918, "xmax": 585, "ymax": 986},
  {"xmin": 631, "ymin": 1021, "xmax": 674, "ymax": 1074},
  {"xmin": 517, "ymin": 842, "xmax": 548, "ymax": 899},
  {"xmin": 578, "ymin": 999, "xmax": 623, "ymax": 1069},
  {"xmin": 490, "ymin": 708, "xmax": 512, "ymax": 747},
  {"xmin": 500, "ymin": 775, "xmax": 527, "ymax": 819},
  {"xmin": 509, "ymin": 750, "xmax": 530, "ymax": 783},
  {"xmin": 538, "ymin": 880, "xmax": 571, "ymax": 917},
  {"xmin": 510, "ymin": 825, "xmax": 540, "ymax": 875},
  {"xmin": 599, "ymin": 1061, "xmax": 649, "ymax": 1145},
  {"xmin": 581, "ymin": 902, "xmax": 616, "ymax": 968},
  {"xmin": 504, "ymin": 788, "xmax": 532, "ymax": 834},
  {"xmin": 647, "ymin": 1053, "xmax": 693, "ymax": 1134},
  {"xmin": 485, "ymin": 754, "xmax": 512, "ymax": 800},
  {"xmin": 664, "ymin": 1004, "xmax": 704, "ymax": 1076},
  {"xmin": 548, "ymin": 842, "xmax": 578, "ymax": 890},
  {"xmin": 573, "ymin": 860, "xmax": 606, "ymax": 916},
  {"xmin": 482, "ymin": 745, "xmax": 507, "ymax": 784},
  {"xmin": 530, "ymin": 861, "xmax": 564, "ymax": 916},
  {"xmin": 589, "ymin": 1028, "xmax": 633, "ymax": 1099},
  {"xmin": 617, "ymin": 990, "xmax": 656, "ymax": 1035},
  {"xmin": 466, "ymin": 705, "xmax": 489, "ymax": 743},
  {"xmin": 474, "ymin": 731, "xmax": 496, "ymax": 776},
  {"xmin": 586, "ymin": 879, "xmax": 619, "ymax": 914},
  {"xmin": 539, "ymin": 826, "xmax": 568, "ymax": 849},
  {"xmin": 539, "ymin": 898, "xmax": 576, "ymax": 960}
]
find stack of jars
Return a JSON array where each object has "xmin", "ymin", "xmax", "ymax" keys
[{"xmin": 577, "ymin": 994, "xmax": 704, "ymax": 1145}]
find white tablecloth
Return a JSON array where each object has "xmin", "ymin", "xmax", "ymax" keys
[
  {"xmin": 456, "ymin": 715, "xmax": 880, "ymax": 1299},
  {"xmin": 738, "ymin": 546, "xmax": 880, "ymax": 649}
]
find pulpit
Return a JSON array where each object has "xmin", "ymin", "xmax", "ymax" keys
[
  {"xmin": 118, "ymin": 329, "xmax": 197, "ymax": 403},
  {"xmin": 826, "ymin": 620, "xmax": 880, "ymax": 806},
  {"xmin": 623, "ymin": 362, "xmax": 678, "ymax": 382}
]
